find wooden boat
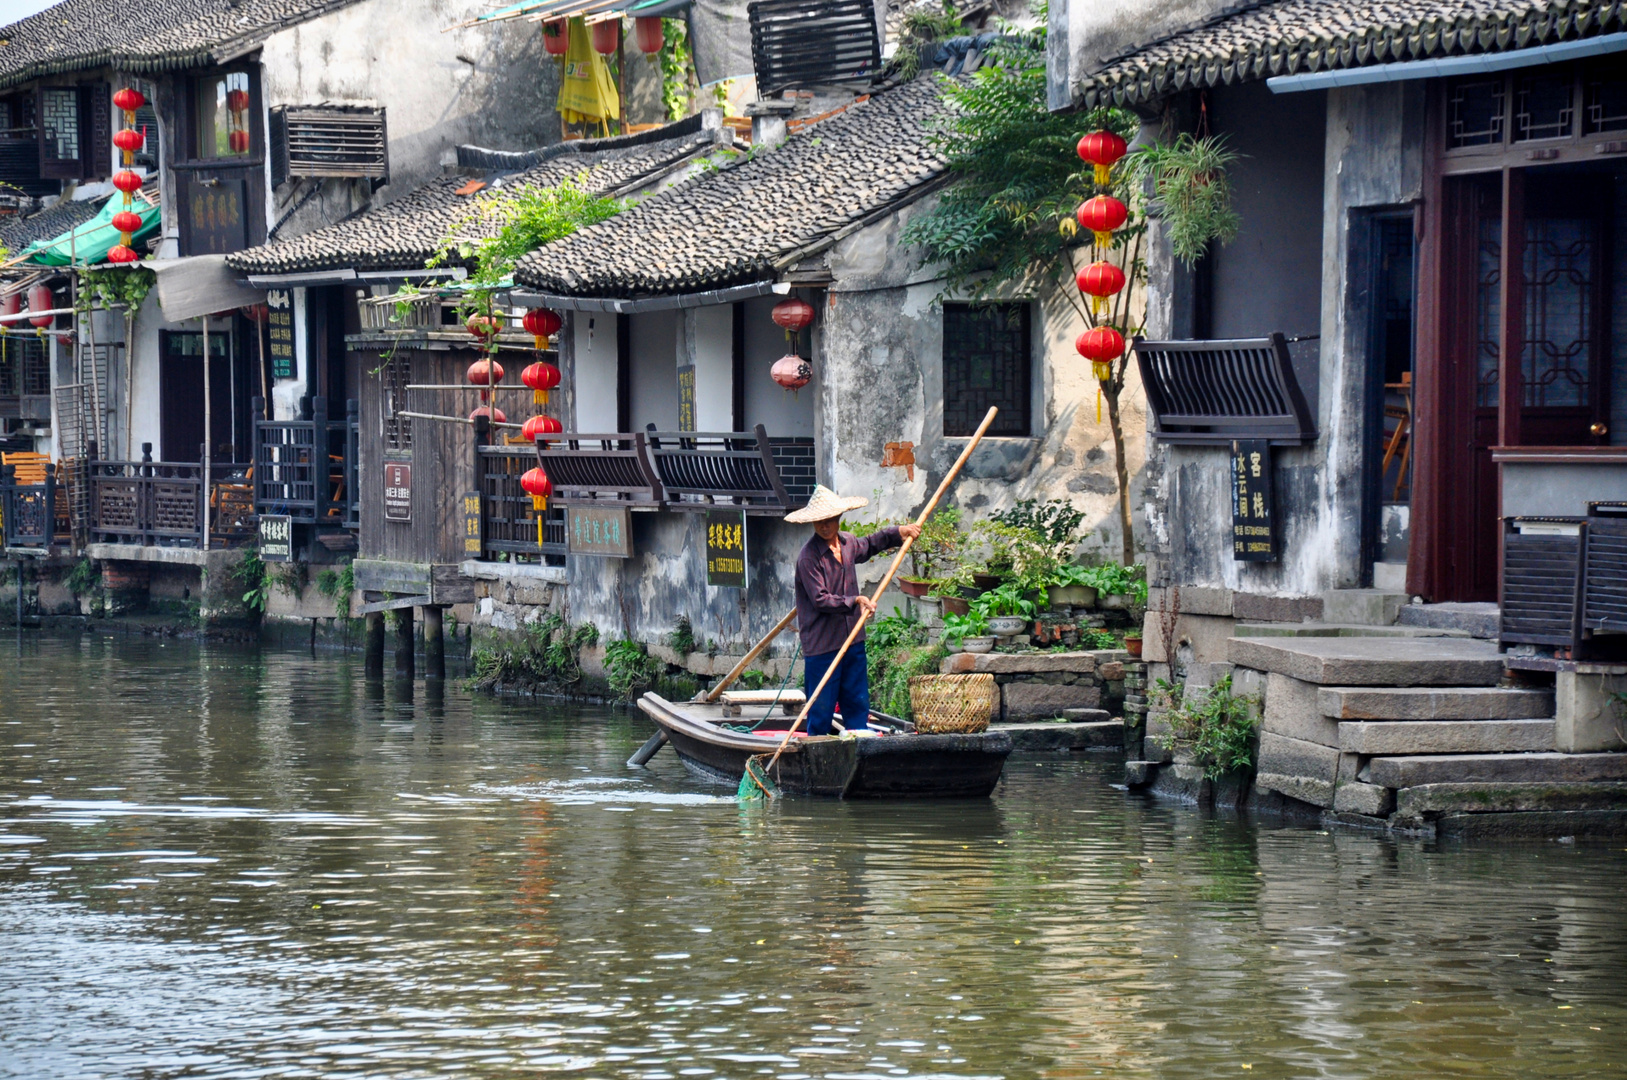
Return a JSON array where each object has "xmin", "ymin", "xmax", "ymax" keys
[{"xmin": 635, "ymin": 691, "xmax": 1012, "ymax": 798}]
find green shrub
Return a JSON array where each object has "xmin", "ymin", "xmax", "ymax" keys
[
  {"xmin": 867, "ymin": 641, "xmax": 948, "ymax": 720},
  {"xmin": 64, "ymin": 558, "xmax": 98, "ymax": 598},
  {"xmin": 1151, "ymin": 674, "xmax": 1259, "ymax": 779},
  {"xmin": 234, "ymin": 552, "xmax": 270, "ymax": 615},
  {"xmin": 315, "ymin": 562, "xmax": 355, "ymax": 619},
  {"xmin": 667, "ymin": 615, "xmax": 696, "ymax": 656},
  {"xmin": 604, "ymin": 638, "xmax": 663, "ymax": 701}
]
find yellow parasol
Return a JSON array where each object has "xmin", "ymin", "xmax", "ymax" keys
[{"xmin": 556, "ymin": 16, "xmax": 621, "ymax": 127}]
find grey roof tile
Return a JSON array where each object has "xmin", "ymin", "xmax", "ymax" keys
[
  {"xmin": 0, "ymin": 196, "xmax": 99, "ymax": 254},
  {"xmin": 1081, "ymin": 0, "xmax": 1627, "ymax": 108},
  {"xmin": 514, "ymin": 76, "xmax": 952, "ymax": 297}
]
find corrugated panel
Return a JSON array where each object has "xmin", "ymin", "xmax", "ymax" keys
[
  {"xmin": 749, "ymin": 0, "xmax": 881, "ymax": 96},
  {"xmin": 1583, "ymin": 514, "xmax": 1627, "ymax": 632},
  {"xmin": 1500, "ymin": 518, "xmax": 1584, "ymax": 648},
  {"xmin": 271, "ymin": 105, "xmax": 388, "ymax": 187}
]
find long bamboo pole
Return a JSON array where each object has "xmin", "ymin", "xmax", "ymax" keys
[
  {"xmin": 701, "ymin": 606, "xmax": 798, "ymax": 703},
  {"xmin": 758, "ymin": 406, "xmax": 999, "ymax": 778}
]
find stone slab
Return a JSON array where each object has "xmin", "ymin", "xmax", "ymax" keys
[
  {"xmin": 1339, "ymin": 719, "xmax": 1555, "ymax": 755},
  {"xmin": 1228, "ymin": 635, "xmax": 1505, "ymax": 687},
  {"xmin": 1258, "ymin": 731, "xmax": 1341, "ymax": 781},
  {"xmin": 1123, "ymin": 760, "xmax": 1152, "ymax": 786},
  {"xmin": 991, "ymin": 720, "xmax": 1123, "ymax": 750},
  {"xmin": 1319, "ymin": 686, "xmax": 1554, "ymax": 720},
  {"xmin": 1233, "ymin": 622, "xmax": 1465, "ymax": 639},
  {"xmin": 1149, "ymin": 763, "xmax": 1209, "ymax": 803},
  {"xmin": 1001, "ymin": 681, "xmax": 1101, "ymax": 721},
  {"xmin": 943, "ymin": 651, "xmax": 1098, "ymax": 675},
  {"xmin": 1142, "ymin": 613, "xmax": 1237, "ymax": 666},
  {"xmin": 1143, "ymin": 715, "xmax": 1174, "ymax": 762},
  {"xmin": 1255, "ymin": 771, "xmax": 1334, "ymax": 808},
  {"xmin": 1147, "ymin": 585, "xmax": 1233, "ymax": 617},
  {"xmin": 1435, "ymin": 810, "xmax": 1627, "ymax": 838},
  {"xmin": 1062, "ymin": 707, "xmax": 1111, "ymax": 723},
  {"xmin": 1396, "ymin": 601, "xmax": 1500, "ymax": 640},
  {"xmin": 1332, "ymin": 781, "xmax": 1395, "ymax": 816},
  {"xmin": 1232, "ymin": 592, "xmax": 1323, "ymax": 623},
  {"xmin": 1394, "ymin": 781, "xmax": 1627, "ymax": 817},
  {"xmin": 1555, "ymin": 671, "xmax": 1627, "ymax": 753},
  {"xmin": 1321, "ymin": 589, "xmax": 1408, "ymax": 627},
  {"xmin": 1368, "ymin": 752, "xmax": 1627, "ymax": 789},
  {"xmin": 1263, "ymin": 673, "xmax": 1340, "ymax": 746}
]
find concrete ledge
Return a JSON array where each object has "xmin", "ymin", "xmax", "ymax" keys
[
  {"xmin": 1397, "ymin": 601, "xmax": 1501, "ymax": 640},
  {"xmin": 1340, "ymin": 719, "xmax": 1555, "ymax": 755},
  {"xmin": 992, "ymin": 720, "xmax": 1123, "ymax": 750},
  {"xmin": 1319, "ymin": 686, "xmax": 1554, "ymax": 720},
  {"xmin": 86, "ymin": 544, "xmax": 236, "ymax": 569},
  {"xmin": 1228, "ymin": 635, "xmax": 1505, "ymax": 686},
  {"xmin": 460, "ymin": 560, "xmax": 568, "ymax": 584},
  {"xmin": 943, "ymin": 650, "xmax": 1119, "ymax": 674},
  {"xmin": 1370, "ymin": 752, "xmax": 1627, "ymax": 789}
]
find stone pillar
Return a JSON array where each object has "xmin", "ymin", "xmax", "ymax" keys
[
  {"xmin": 364, "ymin": 611, "xmax": 385, "ymax": 676},
  {"xmin": 395, "ymin": 606, "xmax": 415, "ymax": 678},
  {"xmin": 1555, "ymin": 671, "xmax": 1627, "ymax": 752},
  {"xmin": 423, "ymin": 605, "xmax": 444, "ymax": 680}
]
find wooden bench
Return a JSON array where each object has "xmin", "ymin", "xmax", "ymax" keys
[{"xmin": 718, "ymin": 689, "xmax": 806, "ymax": 717}]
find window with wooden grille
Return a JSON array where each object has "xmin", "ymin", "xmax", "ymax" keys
[
  {"xmin": 942, "ymin": 303, "xmax": 1030, "ymax": 437},
  {"xmin": 1446, "ymin": 62, "xmax": 1627, "ymax": 156},
  {"xmin": 270, "ymin": 106, "xmax": 388, "ymax": 188},
  {"xmin": 383, "ymin": 354, "xmax": 412, "ymax": 452}
]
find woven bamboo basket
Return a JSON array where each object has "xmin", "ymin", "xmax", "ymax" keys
[{"xmin": 908, "ymin": 673, "xmax": 997, "ymax": 734}]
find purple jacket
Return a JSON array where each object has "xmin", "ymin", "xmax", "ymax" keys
[{"xmin": 794, "ymin": 526, "xmax": 903, "ymax": 657}]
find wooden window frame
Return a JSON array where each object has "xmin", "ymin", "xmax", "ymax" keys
[
  {"xmin": 1441, "ymin": 61, "xmax": 1627, "ymax": 176},
  {"xmin": 35, "ymin": 83, "xmax": 109, "ymax": 181},
  {"xmin": 181, "ymin": 67, "xmax": 262, "ymax": 167},
  {"xmin": 941, "ymin": 301, "xmax": 1033, "ymax": 438}
]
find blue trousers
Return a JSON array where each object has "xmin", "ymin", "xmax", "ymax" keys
[{"xmin": 802, "ymin": 644, "xmax": 870, "ymax": 737}]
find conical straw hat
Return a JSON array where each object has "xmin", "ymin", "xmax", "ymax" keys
[{"xmin": 784, "ymin": 484, "xmax": 870, "ymax": 524}]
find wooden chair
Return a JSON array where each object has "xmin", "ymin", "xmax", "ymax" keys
[
  {"xmin": 211, "ymin": 465, "xmax": 256, "ymax": 542},
  {"xmin": 1, "ymin": 451, "xmax": 48, "ymax": 485},
  {"xmin": 1381, "ymin": 372, "xmax": 1412, "ymax": 501}
]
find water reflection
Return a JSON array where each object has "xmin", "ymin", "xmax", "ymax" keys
[{"xmin": 1, "ymin": 635, "xmax": 1624, "ymax": 1078}]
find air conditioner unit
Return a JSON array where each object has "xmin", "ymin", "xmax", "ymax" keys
[{"xmin": 270, "ymin": 105, "xmax": 388, "ymax": 189}]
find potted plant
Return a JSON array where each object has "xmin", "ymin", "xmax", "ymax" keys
[
  {"xmin": 1123, "ymin": 628, "xmax": 1144, "ymax": 657},
  {"xmin": 1078, "ymin": 562, "xmax": 1148, "ymax": 611},
  {"xmin": 943, "ymin": 611, "xmax": 992, "ymax": 652},
  {"xmin": 1046, "ymin": 564, "xmax": 1099, "ymax": 609},
  {"xmin": 974, "ymin": 582, "xmax": 1036, "ymax": 638},
  {"xmin": 893, "ymin": 507, "xmax": 963, "ymax": 597}
]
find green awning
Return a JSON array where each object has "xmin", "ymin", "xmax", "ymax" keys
[{"xmin": 19, "ymin": 196, "xmax": 162, "ymax": 267}]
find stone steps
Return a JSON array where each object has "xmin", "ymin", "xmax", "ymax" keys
[
  {"xmin": 1321, "ymin": 588, "xmax": 1410, "ymax": 626},
  {"xmin": 1339, "ymin": 719, "xmax": 1555, "ymax": 755},
  {"xmin": 1319, "ymin": 685, "xmax": 1554, "ymax": 720},
  {"xmin": 1367, "ymin": 752, "xmax": 1627, "ymax": 789},
  {"xmin": 1233, "ymin": 622, "xmax": 1467, "ymax": 639},
  {"xmin": 1229, "ymin": 635, "xmax": 1506, "ymax": 687},
  {"xmin": 1396, "ymin": 601, "xmax": 1501, "ymax": 640}
]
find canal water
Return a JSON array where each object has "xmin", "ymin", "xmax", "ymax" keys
[{"xmin": 2, "ymin": 636, "xmax": 1625, "ymax": 1079}]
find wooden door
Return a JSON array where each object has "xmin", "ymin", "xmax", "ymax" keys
[{"xmin": 159, "ymin": 330, "xmax": 232, "ymax": 463}]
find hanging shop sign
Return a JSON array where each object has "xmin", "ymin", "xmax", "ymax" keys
[
  {"xmin": 267, "ymin": 289, "xmax": 294, "ymax": 378},
  {"xmin": 461, "ymin": 490, "xmax": 482, "ymax": 557},
  {"xmin": 258, "ymin": 514, "xmax": 292, "ymax": 562},
  {"xmin": 677, "ymin": 364, "xmax": 696, "ymax": 432},
  {"xmin": 1231, "ymin": 439, "xmax": 1277, "ymax": 561},
  {"xmin": 706, "ymin": 509, "xmax": 748, "ymax": 588},
  {"xmin": 383, "ymin": 461, "xmax": 412, "ymax": 522},
  {"xmin": 567, "ymin": 505, "xmax": 631, "ymax": 557}
]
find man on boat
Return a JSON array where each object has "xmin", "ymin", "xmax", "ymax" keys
[{"xmin": 785, "ymin": 486, "xmax": 920, "ymax": 737}]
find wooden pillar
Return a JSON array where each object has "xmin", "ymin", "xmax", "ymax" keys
[
  {"xmin": 364, "ymin": 610, "xmax": 385, "ymax": 674},
  {"xmin": 1497, "ymin": 167, "xmax": 1525, "ymax": 450},
  {"xmin": 395, "ymin": 605, "xmax": 415, "ymax": 677},
  {"xmin": 423, "ymin": 605, "xmax": 445, "ymax": 680}
]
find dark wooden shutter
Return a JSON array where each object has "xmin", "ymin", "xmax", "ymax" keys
[
  {"xmin": 85, "ymin": 83, "xmax": 111, "ymax": 181},
  {"xmin": 37, "ymin": 86, "xmax": 84, "ymax": 180},
  {"xmin": 270, "ymin": 106, "xmax": 388, "ymax": 188},
  {"xmin": 942, "ymin": 303, "xmax": 1031, "ymax": 437},
  {"xmin": 748, "ymin": 0, "xmax": 881, "ymax": 97}
]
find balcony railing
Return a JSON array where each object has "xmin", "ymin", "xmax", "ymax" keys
[
  {"xmin": 1133, "ymin": 332, "xmax": 1317, "ymax": 446},
  {"xmin": 475, "ymin": 443, "xmax": 566, "ymax": 563},
  {"xmin": 643, "ymin": 425, "xmax": 810, "ymax": 513},
  {"xmin": 251, "ymin": 396, "xmax": 359, "ymax": 528},
  {"xmin": 1, "ymin": 461, "xmax": 61, "ymax": 550}
]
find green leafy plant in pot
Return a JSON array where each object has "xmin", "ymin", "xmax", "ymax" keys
[{"xmin": 1046, "ymin": 563, "xmax": 1099, "ymax": 609}]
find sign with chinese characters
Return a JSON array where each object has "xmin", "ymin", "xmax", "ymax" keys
[
  {"xmin": 567, "ymin": 506, "xmax": 632, "ymax": 557},
  {"xmin": 267, "ymin": 288, "xmax": 295, "ymax": 379},
  {"xmin": 258, "ymin": 514, "xmax": 292, "ymax": 562},
  {"xmin": 383, "ymin": 461, "xmax": 411, "ymax": 522},
  {"xmin": 706, "ymin": 509, "xmax": 748, "ymax": 588},
  {"xmin": 461, "ymin": 491, "xmax": 482, "ymax": 557},
  {"xmin": 1231, "ymin": 439, "xmax": 1277, "ymax": 561},
  {"xmin": 677, "ymin": 364, "xmax": 696, "ymax": 431}
]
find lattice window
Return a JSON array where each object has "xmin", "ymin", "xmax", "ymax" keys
[
  {"xmin": 1475, "ymin": 218, "xmax": 1502, "ymax": 408},
  {"xmin": 1521, "ymin": 218, "xmax": 1596, "ymax": 408},
  {"xmin": 1583, "ymin": 64, "xmax": 1627, "ymax": 135},
  {"xmin": 383, "ymin": 354, "xmax": 412, "ymax": 451},
  {"xmin": 1449, "ymin": 79, "xmax": 1504, "ymax": 149},
  {"xmin": 942, "ymin": 303, "xmax": 1030, "ymax": 437},
  {"xmin": 39, "ymin": 87, "xmax": 79, "ymax": 164},
  {"xmin": 0, "ymin": 338, "xmax": 50, "ymax": 398},
  {"xmin": 1514, "ymin": 72, "xmax": 1574, "ymax": 142}
]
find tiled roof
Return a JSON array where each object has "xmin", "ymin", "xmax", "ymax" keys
[
  {"xmin": 226, "ymin": 126, "xmax": 719, "ymax": 276},
  {"xmin": 0, "ymin": 196, "xmax": 100, "ymax": 254},
  {"xmin": 0, "ymin": 0, "xmax": 364, "ymax": 91},
  {"xmin": 514, "ymin": 76, "xmax": 952, "ymax": 297},
  {"xmin": 1080, "ymin": 0, "xmax": 1627, "ymax": 108}
]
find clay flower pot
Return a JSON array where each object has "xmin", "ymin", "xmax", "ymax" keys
[
  {"xmin": 961, "ymin": 635, "xmax": 995, "ymax": 654},
  {"xmin": 1123, "ymin": 635, "xmax": 1143, "ymax": 658},
  {"xmin": 938, "ymin": 595, "xmax": 970, "ymax": 616},
  {"xmin": 898, "ymin": 577, "xmax": 933, "ymax": 598},
  {"xmin": 971, "ymin": 572, "xmax": 1004, "ymax": 591}
]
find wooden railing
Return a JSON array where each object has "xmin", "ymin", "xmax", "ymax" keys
[
  {"xmin": 251, "ymin": 396, "xmax": 359, "ymax": 528},
  {"xmin": 88, "ymin": 450, "xmax": 253, "ymax": 549},
  {"xmin": 1, "ymin": 461, "xmax": 58, "ymax": 550},
  {"xmin": 474, "ymin": 443, "xmax": 566, "ymax": 562},
  {"xmin": 644, "ymin": 425, "xmax": 804, "ymax": 512}
]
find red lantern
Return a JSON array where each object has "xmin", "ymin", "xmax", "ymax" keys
[
  {"xmin": 106, "ymin": 245, "xmax": 139, "ymax": 265},
  {"xmin": 1076, "ymin": 195, "xmax": 1127, "ymax": 248},
  {"xmin": 112, "ymin": 87, "xmax": 145, "ymax": 113},
  {"xmin": 469, "ymin": 405, "xmax": 507, "ymax": 424},
  {"xmin": 1075, "ymin": 326, "xmax": 1125, "ymax": 369},
  {"xmin": 521, "ymin": 360, "xmax": 561, "ymax": 406},
  {"xmin": 226, "ymin": 88, "xmax": 250, "ymax": 114},
  {"xmin": 466, "ymin": 313, "xmax": 503, "ymax": 340},
  {"xmin": 112, "ymin": 128, "xmax": 144, "ymax": 153},
  {"xmin": 520, "ymin": 466, "xmax": 553, "ymax": 512},
  {"xmin": 522, "ymin": 414, "xmax": 562, "ymax": 443},
  {"xmin": 2, "ymin": 293, "xmax": 20, "ymax": 319},
  {"xmin": 466, "ymin": 358, "xmax": 505, "ymax": 386},
  {"xmin": 771, "ymin": 354, "xmax": 812, "ymax": 391},
  {"xmin": 111, "ymin": 210, "xmax": 144, "ymax": 234},
  {"xmin": 239, "ymin": 304, "xmax": 269, "ymax": 323},
  {"xmin": 544, "ymin": 19, "xmax": 569, "ymax": 55},
  {"xmin": 228, "ymin": 129, "xmax": 250, "ymax": 154},
  {"xmin": 771, "ymin": 297, "xmax": 815, "ymax": 333},
  {"xmin": 112, "ymin": 170, "xmax": 144, "ymax": 194},
  {"xmin": 28, "ymin": 285, "xmax": 54, "ymax": 328},
  {"xmin": 635, "ymin": 16, "xmax": 664, "ymax": 53},
  {"xmin": 591, "ymin": 18, "xmax": 619, "ymax": 55},
  {"xmin": 521, "ymin": 307, "xmax": 562, "ymax": 349},
  {"xmin": 1076, "ymin": 130, "xmax": 1128, "ymax": 186},
  {"xmin": 1075, "ymin": 261, "xmax": 1126, "ymax": 316}
]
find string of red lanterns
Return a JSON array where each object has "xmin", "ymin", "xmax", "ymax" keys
[
  {"xmin": 1073, "ymin": 129, "xmax": 1131, "ymax": 422},
  {"xmin": 108, "ymin": 87, "xmax": 146, "ymax": 265},
  {"xmin": 770, "ymin": 296, "xmax": 815, "ymax": 392}
]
